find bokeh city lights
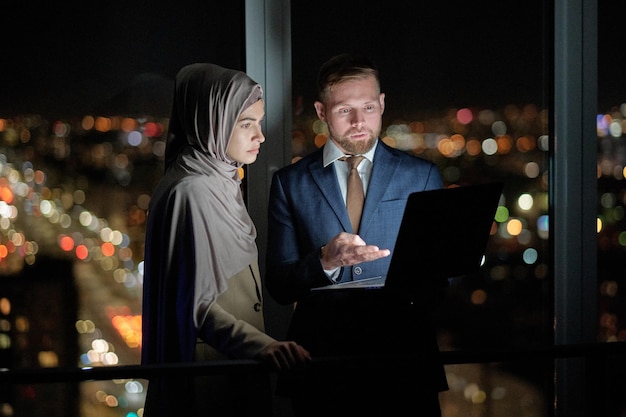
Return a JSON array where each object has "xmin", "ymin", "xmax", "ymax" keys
[{"xmin": 0, "ymin": 96, "xmax": 625, "ymax": 415}]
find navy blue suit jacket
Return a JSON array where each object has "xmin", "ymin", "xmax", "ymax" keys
[
  {"xmin": 267, "ymin": 140, "xmax": 450, "ymax": 402},
  {"xmin": 266, "ymin": 139, "xmax": 443, "ymax": 304}
]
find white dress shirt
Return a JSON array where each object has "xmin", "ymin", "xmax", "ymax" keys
[
  {"xmin": 322, "ymin": 138, "xmax": 376, "ymax": 202},
  {"xmin": 321, "ymin": 138, "xmax": 378, "ymax": 281}
]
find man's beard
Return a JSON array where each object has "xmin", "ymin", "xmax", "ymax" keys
[{"xmin": 332, "ymin": 129, "xmax": 378, "ymax": 155}]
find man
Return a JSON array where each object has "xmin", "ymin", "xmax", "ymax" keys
[{"xmin": 266, "ymin": 53, "xmax": 448, "ymax": 416}]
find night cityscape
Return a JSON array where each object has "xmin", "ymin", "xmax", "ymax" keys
[
  {"xmin": 1, "ymin": 1, "xmax": 626, "ymax": 416},
  {"xmin": 0, "ymin": 94, "xmax": 625, "ymax": 415}
]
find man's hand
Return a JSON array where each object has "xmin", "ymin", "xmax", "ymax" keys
[
  {"xmin": 320, "ymin": 232, "xmax": 390, "ymax": 270},
  {"xmin": 257, "ymin": 341, "xmax": 311, "ymax": 371}
]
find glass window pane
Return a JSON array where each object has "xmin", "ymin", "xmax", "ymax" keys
[
  {"xmin": 0, "ymin": 2, "xmax": 245, "ymax": 416},
  {"xmin": 598, "ymin": 2, "xmax": 626, "ymax": 345},
  {"xmin": 291, "ymin": 2, "xmax": 551, "ymax": 414},
  {"xmin": 292, "ymin": 0, "xmax": 550, "ymax": 349}
]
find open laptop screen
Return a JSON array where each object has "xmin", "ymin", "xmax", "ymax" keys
[
  {"xmin": 384, "ymin": 181, "xmax": 503, "ymax": 293},
  {"xmin": 312, "ymin": 182, "xmax": 503, "ymax": 292}
]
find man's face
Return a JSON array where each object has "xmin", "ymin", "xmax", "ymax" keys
[{"xmin": 314, "ymin": 75, "xmax": 385, "ymax": 155}]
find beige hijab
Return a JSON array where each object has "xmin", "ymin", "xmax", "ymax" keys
[{"xmin": 142, "ymin": 63, "xmax": 263, "ymax": 363}]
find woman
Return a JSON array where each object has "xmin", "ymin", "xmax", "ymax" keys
[{"xmin": 141, "ymin": 63, "xmax": 310, "ymax": 416}]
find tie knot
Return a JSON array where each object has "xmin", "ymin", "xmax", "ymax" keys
[{"xmin": 342, "ymin": 155, "xmax": 364, "ymax": 169}]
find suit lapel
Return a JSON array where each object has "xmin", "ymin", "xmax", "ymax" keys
[
  {"xmin": 359, "ymin": 142, "xmax": 400, "ymax": 232},
  {"xmin": 306, "ymin": 142, "xmax": 401, "ymax": 234},
  {"xmin": 308, "ymin": 150, "xmax": 353, "ymax": 232}
]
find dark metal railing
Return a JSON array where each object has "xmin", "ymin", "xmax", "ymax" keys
[{"xmin": 1, "ymin": 342, "xmax": 625, "ymax": 384}]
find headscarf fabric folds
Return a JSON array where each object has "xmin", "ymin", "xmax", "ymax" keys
[{"xmin": 141, "ymin": 63, "xmax": 263, "ymax": 366}]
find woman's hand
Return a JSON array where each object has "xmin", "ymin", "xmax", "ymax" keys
[{"xmin": 257, "ymin": 341, "xmax": 311, "ymax": 371}]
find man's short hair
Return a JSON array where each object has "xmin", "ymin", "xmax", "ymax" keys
[{"xmin": 316, "ymin": 53, "xmax": 380, "ymax": 102}]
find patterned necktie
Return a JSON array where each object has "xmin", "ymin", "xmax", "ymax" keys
[{"xmin": 341, "ymin": 155, "xmax": 365, "ymax": 233}]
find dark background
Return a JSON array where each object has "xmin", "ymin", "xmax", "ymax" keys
[
  {"xmin": 1, "ymin": 1, "xmax": 623, "ymax": 119},
  {"xmin": 1, "ymin": 1, "xmax": 245, "ymax": 118},
  {"xmin": 291, "ymin": 2, "xmax": 548, "ymax": 114}
]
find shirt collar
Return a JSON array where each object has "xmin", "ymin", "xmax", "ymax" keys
[{"xmin": 322, "ymin": 138, "xmax": 378, "ymax": 167}]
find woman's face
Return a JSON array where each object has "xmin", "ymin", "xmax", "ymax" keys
[{"xmin": 226, "ymin": 99, "xmax": 265, "ymax": 165}]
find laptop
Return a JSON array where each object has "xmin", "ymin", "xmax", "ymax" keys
[{"xmin": 311, "ymin": 181, "xmax": 504, "ymax": 293}]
